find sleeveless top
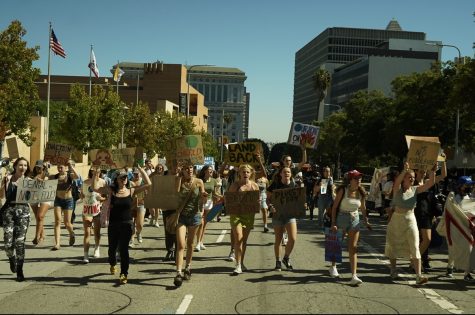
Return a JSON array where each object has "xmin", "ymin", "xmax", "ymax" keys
[
  {"xmin": 4, "ymin": 175, "xmax": 27, "ymax": 206},
  {"xmin": 392, "ymin": 186, "xmax": 418, "ymax": 210},
  {"xmin": 109, "ymin": 190, "xmax": 133, "ymax": 223},
  {"xmin": 339, "ymin": 189, "xmax": 362, "ymax": 213},
  {"xmin": 180, "ymin": 182, "xmax": 202, "ymax": 217},
  {"xmin": 82, "ymin": 183, "xmax": 101, "ymax": 217}
]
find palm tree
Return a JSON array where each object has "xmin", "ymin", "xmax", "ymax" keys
[{"xmin": 312, "ymin": 68, "xmax": 331, "ymax": 121}]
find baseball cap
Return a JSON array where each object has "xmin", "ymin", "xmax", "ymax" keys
[
  {"xmin": 457, "ymin": 176, "xmax": 474, "ymax": 186},
  {"xmin": 35, "ymin": 160, "xmax": 44, "ymax": 167},
  {"xmin": 347, "ymin": 170, "xmax": 363, "ymax": 179},
  {"xmin": 133, "ymin": 168, "xmax": 140, "ymax": 174},
  {"xmin": 115, "ymin": 170, "xmax": 128, "ymax": 178}
]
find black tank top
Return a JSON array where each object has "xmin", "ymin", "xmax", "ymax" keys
[{"xmin": 109, "ymin": 190, "xmax": 133, "ymax": 223}]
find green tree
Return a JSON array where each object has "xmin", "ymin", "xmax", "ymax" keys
[
  {"xmin": 124, "ymin": 101, "xmax": 160, "ymax": 157},
  {"xmin": 0, "ymin": 20, "xmax": 40, "ymax": 154},
  {"xmin": 153, "ymin": 110, "xmax": 195, "ymax": 157}
]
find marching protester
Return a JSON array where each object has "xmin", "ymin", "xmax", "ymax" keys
[
  {"xmin": 81, "ymin": 168, "xmax": 107, "ymax": 263},
  {"xmin": 414, "ymin": 159, "xmax": 446, "ymax": 272},
  {"xmin": 130, "ymin": 168, "xmax": 147, "ymax": 246},
  {"xmin": 267, "ymin": 166, "xmax": 300, "ymax": 271},
  {"xmin": 0, "ymin": 157, "xmax": 31, "ymax": 281},
  {"xmin": 52, "ymin": 161, "xmax": 79, "ymax": 251},
  {"xmin": 70, "ymin": 160, "xmax": 83, "ymax": 224},
  {"xmin": 173, "ymin": 163, "xmax": 206, "ymax": 287},
  {"xmin": 30, "ymin": 160, "xmax": 51, "ymax": 246},
  {"xmin": 383, "ymin": 171, "xmax": 398, "ymax": 220},
  {"xmin": 149, "ymin": 163, "xmax": 165, "ymax": 228},
  {"xmin": 303, "ymin": 164, "xmax": 319, "ymax": 221},
  {"xmin": 314, "ymin": 166, "xmax": 334, "ymax": 228},
  {"xmin": 95, "ymin": 166, "xmax": 151, "ymax": 285},
  {"xmin": 385, "ymin": 162, "xmax": 437, "ymax": 285},
  {"xmin": 444, "ymin": 176, "xmax": 475, "ymax": 282},
  {"xmin": 227, "ymin": 164, "xmax": 260, "ymax": 275},
  {"xmin": 329, "ymin": 170, "xmax": 371, "ymax": 286},
  {"xmin": 256, "ymin": 155, "xmax": 270, "ymax": 233},
  {"xmin": 195, "ymin": 164, "xmax": 222, "ymax": 252}
]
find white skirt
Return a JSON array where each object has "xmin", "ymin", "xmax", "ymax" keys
[{"xmin": 385, "ymin": 210, "xmax": 421, "ymax": 260}]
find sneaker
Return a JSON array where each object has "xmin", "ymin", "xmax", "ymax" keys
[
  {"xmin": 69, "ymin": 233, "xmax": 76, "ymax": 246},
  {"xmin": 275, "ymin": 261, "xmax": 282, "ymax": 271},
  {"xmin": 282, "ymin": 233, "xmax": 288, "ymax": 246},
  {"xmin": 119, "ymin": 274, "xmax": 127, "ymax": 285},
  {"xmin": 233, "ymin": 265, "xmax": 242, "ymax": 275},
  {"xmin": 416, "ymin": 275, "xmax": 428, "ymax": 285},
  {"xmin": 264, "ymin": 227, "xmax": 269, "ymax": 233},
  {"xmin": 329, "ymin": 266, "xmax": 340, "ymax": 278},
  {"xmin": 194, "ymin": 244, "xmax": 201, "ymax": 252},
  {"xmin": 350, "ymin": 275, "xmax": 363, "ymax": 286},
  {"xmin": 128, "ymin": 240, "xmax": 135, "ymax": 248},
  {"xmin": 227, "ymin": 251, "xmax": 235, "ymax": 262},
  {"xmin": 200, "ymin": 243, "xmax": 207, "ymax": 250},
  {"xmin": 282, "ymin": 256, "xmax": 293, "ymax": 270},
  {"xmin": 93, "ymin": 247, "xmax": 100, "ymax": 258},
  {"xmin": 422, "ymin": 260, "xmax": 432, "ymax": 272},
  {"xmin": 174, "ymin": 273, "xmax": 183, "ymax": 287},
  {"xmin": 137, "ymin": 234, "xmax": 143, "ymax": 243},
  {"xmin": 154, "ymin": 221, "xmax": 160, "ymax": 228},
  {"xmin": 184, "ymin": 268, "xmax": 192, "ymax": 280},
  {"xmin": 464, "ymin": 273, "xmax": 475, "ymax": 283},
  {"xmin": 110, "ymin": 265, "xmax": 118, "ymax": 275},
  {"xmin": 83, "ymin": 253, "xmax": 89, "ymax": 264},
  {"xmin": 446, "ymin": 267, "xmax": 454, "ymax": 279},
  {"xmin": 390, "ymin": 268, "xmax": 399, "ymax": 280}
]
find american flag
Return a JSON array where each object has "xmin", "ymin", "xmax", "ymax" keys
[{"xmin": 50, "ymin": 29, "xmax": 66, "ymax": 58}]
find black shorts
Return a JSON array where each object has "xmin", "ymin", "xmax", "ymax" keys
[{"xmin": 415, "ymin": 213, "xmax": 433, "ymax": 230}]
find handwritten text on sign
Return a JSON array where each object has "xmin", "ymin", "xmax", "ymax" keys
[
  {"xmin": 407, "ymin": 139, "xmax": 440, "ymax": 172},
  {"xmin": 224, "ymin": 190, "xmax": 260, "ymax": 215},
  {"xmin": 15, "ymin": 178, "xmax": 58, "ymax": 203},
  {"xmin": 287, "ymin": 122, "xmax": 320, "ymax": 149},
  {"xmin": 226, "ymin": 142, "xmax": 263, "ymax": 167},
  {"xmin": 271, "ymin": 187, "xmax": 306, "ymax": 218},
  {"xmin": 44, "ymin": 142, "xmax": 74, "ymax": 166}
]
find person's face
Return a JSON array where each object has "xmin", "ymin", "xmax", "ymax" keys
[
  {"xmin": 146, "ymin": 161, "xmax": 152, "ymax": 168},
  {"xmin": 283, "ymin": 157, "xmax": 292, "ymax": 167},
  {"xmin": 281, "ymin": 167, "xmax": 291, "ymax": 180},
  {"xmin": 16, "ymin": 160, "xmax": 28, "ymax": 175},
  {"xmin": 404, "ymin": 172, "xmax": 415, "ymax": 185},
  {"xmin": 57, "ymin": 165, "xmax": 66, "ymax": 173},
  {"xmin": 156, "ymin": 165, "xmax": 164, "ymax": 172},
  {"xmin": 323, "ymin": 168, "xmax": 331, "ymax": 177},
  {"xmin": 118, "ymin": 175, "xmax": 128, "ymax": 184},
  {"xmin": 133, "ymin": 173, "xmax": 140, "ymax": 179},
  {"xmin": 350, "ymin": 176, "xmax": 362, "ymax": 185},
  {"xmin": 239, "ymin": 167, "xmax": 251, "ymax": 180},
  {"xmin": 97, "ymin": 152, "xmax": 108, "ymax": 164},
  {"xmin": 182, "ymin": 166, "xmax": 194, "ymax": 178}
]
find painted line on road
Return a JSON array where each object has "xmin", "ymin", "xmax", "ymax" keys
[
  {"xmin": 360, "ymin": 240, "xmax": 464, "ymax": 315},
  {"xmin": 176, "ymin": 294, "xmax": 193, "ymax": 314},
  {"xmin": 216, "ymin": 229, "xmax": 227, "ymax": 243}
]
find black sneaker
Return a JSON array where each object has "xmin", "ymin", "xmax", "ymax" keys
[
  {"xmin": 422, "ymin": 260, "xmax": 432, "ymax": 272},
  {"xmin": 464, "ymin": 273, "xmax": 475, "ymax": 283},
  {"xmin": 184, "ymin": 268, "xmax": 191, "ymax": 280},
  {"xmin": 282, "ymin": 257, "xmax": 293, "ymax": 270},
  {"xmin": 174, "ymin": 273, "xmax": 183, "ymax": 287},
  {"xmin": 446, "ymin": 267, "xmax": 454, "ymax": 278},
  {"xmin": 275, "ymin": 261, "xmax": 282, "ymax": 271},
  {"xmin": 263, "ymin": 227, "xmax": 269, "ymax": 233}
]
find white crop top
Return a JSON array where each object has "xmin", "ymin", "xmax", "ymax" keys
[{"xmin": 339, "ymin": 190, "xmax": 362, "ymax": 213}]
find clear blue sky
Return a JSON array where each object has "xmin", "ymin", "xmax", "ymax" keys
[{"xmin": 2, "ymin": 0, "xmax": 474, "ymax": 143}]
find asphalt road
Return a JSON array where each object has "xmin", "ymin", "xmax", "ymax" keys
[{"xmin": 0, "ymin": 202, "xmax": 474, "ymax": 314}]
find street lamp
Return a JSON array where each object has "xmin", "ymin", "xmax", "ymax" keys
[
  {"xmin": 120, "ymin": 105, "xmax": 129, "ymax": 149},
  {"xmin": 186, "ymin": 64, "xmax": 214, "ymax": 118},
  {"xmin": 426, "ymin": 42, "xmax": 462, "ymax": 161}
]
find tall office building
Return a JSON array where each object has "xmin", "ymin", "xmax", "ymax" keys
[
  {"xmin": 188, "ymin": 66, "xmax": 249, "ymax": 143},
  {"xmin": 293, "ymin": 19, "xmax": 426, "ymax": 123}
]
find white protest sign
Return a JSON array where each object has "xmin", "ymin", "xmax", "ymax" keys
[
  {"xmin": 287, "ymin": 122, "xmax": 320, "ymax": 149},
  {"xmin": 15, "ymin": 178, "xmax": 58, "ymax": 203}
]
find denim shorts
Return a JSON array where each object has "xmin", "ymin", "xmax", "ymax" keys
[
  {"xmin": 336, "ymin": 211, "xmax": 360, "ymax": 232},
  {"xmin": 178, "ymin": 213, "xmax": 202, "ymax": 227},
  {"xmin": 272, "ymin": 216, "xmax": 297, "ymax": 227},
  {"xmin": 54, "ymin": 197, "xmax": 74, "ymax": 211}
]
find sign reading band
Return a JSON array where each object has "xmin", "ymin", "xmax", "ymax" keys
[
  {"xmin": 15, "ymin": 178, "xmax": 58, "ymax": 204},
  {"xmin": 224, "ymin": 190, "xmax": 260, "ymax": 215},
  {"xmin": 271, "ymin": 187, "xmax": 306, "ymax": 218}
]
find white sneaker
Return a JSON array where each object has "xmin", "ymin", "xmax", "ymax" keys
[
  {"xmin": 350, "ymin": 275, "xmax": 363, "ymax": 286},
  {"xmin": 83, "ymin": 253, "xmax": 89, "ymax": 264},
  {"xmin": 93, "ymin": 247, "xmax": 100, "ymax": 258},
  {"xmin": 228, "ymin": 251, "xmax": 235, "ymax": 262},
  {"xmin": 194, "ymin": 244, "xmax": 201, "ymax": 252},
  {"xmin": 200, "ymin": 243, "xmax": 206, "ymax": 250},
  {"xmin": 233, "ymin": 265, "xmax": 242, "ymax": 275},
  {"xmin": 329, "ymin": 266, "xmax": 340, "ymax": 278},
  {"xmin": 154, "ymin": 221, "xmax": 160, "ymax": 228},
  {"xmin": 137, "ymin": 233, "xmax": 143, "ymax": 243},
  {"xmin": 282, "ymin": 233, "xmax": 288, "ymax": 246}
]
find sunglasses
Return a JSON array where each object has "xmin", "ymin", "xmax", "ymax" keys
[{"xmin": 119, "ymin": 176, "xmax": 128, "ymax": 180}]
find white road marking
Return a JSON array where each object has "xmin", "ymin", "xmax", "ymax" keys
[
  {"xmin": 216, "ymin": 229, "xmax": 227, "ymax": 243},
  {"xmin": 176, "ymin": 294, "xmax": 193, "ymax": 314},
  {"xmin": 360, "ymin": 240, "xmax": 464, "ymax": 314}
]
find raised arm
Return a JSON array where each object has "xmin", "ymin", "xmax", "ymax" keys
[
  {"xmin": 435, "ymin": 159, "xmax": 447, "ymax": 183},
  {"xmin": 392, "ymin": 163, "xmax": 409, "ymax": 199},
  {"xmin": 297, "ymin": 144, "xmax": 307, "ymax": 170},
  {"xmin": 132, "ymin": 166, "xmax": 152, "ymax": 195}
]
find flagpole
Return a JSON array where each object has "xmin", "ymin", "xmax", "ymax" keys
[
  {"xmin": 116, "ymin": 60, "xmax": 119, "ymax": 94},
  {"xmin": 89, "ymin": 45, "xmax": 92, "ymax": 96},
  {"xmin": 46, "ymin": 22, "xmax": 52, "ymax": 145}
]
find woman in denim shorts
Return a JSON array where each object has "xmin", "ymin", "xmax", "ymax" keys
[
  {"xmin": 174, "ymin": 164, "xmax": 206, "ymax": 287},
  {"xmin": 330, "ymin": 170, "xmax": 371, "ymax": 286}
]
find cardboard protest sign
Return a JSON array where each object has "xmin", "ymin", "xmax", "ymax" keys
[
  {"xmin": 6, "ymin": 137, "xmax": 20, "ymax": 159},
  {"xmin": 165, "ymin": 135, "xmax": 204, "ymax": 169},
  {"xmin": 407, "ymin": 139, "xmax": 441, "ymax": 171},
  {"xmin": 224, "ymin": 190, "xmax": 260, "ymax": 215},
  {"xmin": 15, "ymin": 178, "xmax": 58, "ymax": 204},
  {"xmin": 44, "ymin": 142, "xmax": 74, "ymax": 166},
  {"xmin": 144, "ymin": 175, "xmax": 182, "ymax": 209},
  {"xmin": 225, "ymin": 142, "xmax": 263, "ymax": 168},
  {"xmin": 89, "ymin": 147, "xmax": 144, "ymax": 169},
  {"xmin": 405, "ymin": 135, "xmax": 445, "ymax": 162},
  {"xmin": 288, "ymin": 122, "xmax": 320, "ymax": 149},
  {"xmin": 325, "ymin": 227, "xmax": 343, "ymax": 263},
  {"xmin": 271, "ymin": 187, "xmax": 306, "ymax": 218}
]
